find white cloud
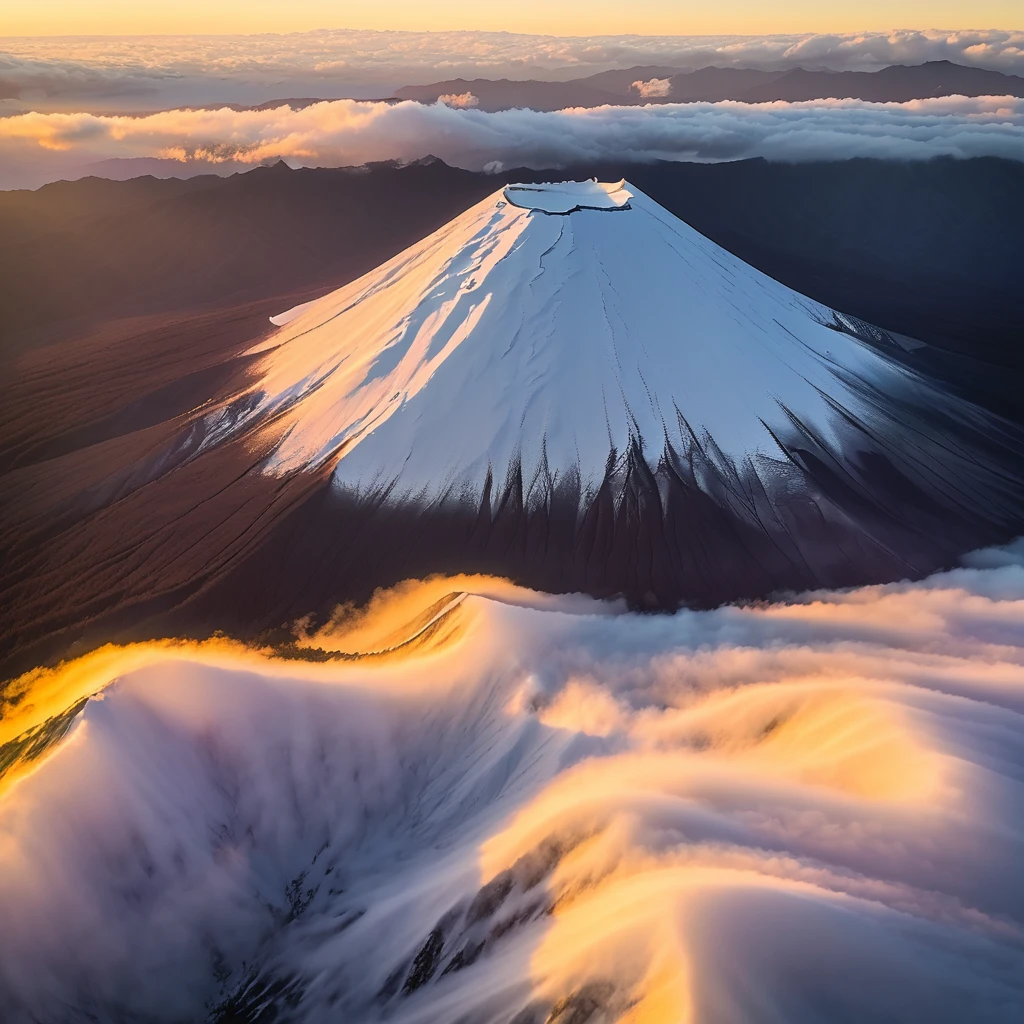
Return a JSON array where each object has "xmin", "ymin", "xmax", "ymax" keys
[
  {"xmin": 2, "ymin": 94, "xmax": 1022, "ymax": 188},
  {"xmin": 631, "ymin": 77, "xmax": 672, "ymax": 98},
  {"xmin": 437, "ymin": 91, "xmax": 479, "ymax": 108}
]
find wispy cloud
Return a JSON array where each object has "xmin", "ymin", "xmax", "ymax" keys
[{"xmin": 2, "ymin": 94, "xmax": 1022, "ymax": 189}]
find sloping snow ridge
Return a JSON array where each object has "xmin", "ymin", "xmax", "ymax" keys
[
  {"xmin": 231, "ymin": 180, "xmax": 1024, "ymax": 606},
  {"xmin": 269, "ymin": 297, "xmax": 320, "ymax": 327},
  {"xmin": 256, "ymin": 179, "xmax": 865, "ymax": 486},
  {"xmin": 3, "ymin": 561, "xmax": 1024, "ymax": 1022}
]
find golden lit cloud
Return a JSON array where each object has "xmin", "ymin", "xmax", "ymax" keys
[
  {"xmin": 2, "ymin": 93, "xmax": 1022, "ymax": 189},
  {"xmin": 3, "ymin": 553, "xmax": 1024, "ymax": 1018}
]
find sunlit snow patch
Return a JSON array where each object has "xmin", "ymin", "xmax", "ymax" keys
[{"xmin": 269, "ymin": 298, "xmax": 320, "ymax": 327}]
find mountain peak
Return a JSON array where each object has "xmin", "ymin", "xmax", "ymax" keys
[
  {"xmin": 231, "ymin": 181, "xmax": 1024, "ymax": 608},
  {"xmin": 263, "ymin": 159, "xmax": 293, "ymax": 174}
]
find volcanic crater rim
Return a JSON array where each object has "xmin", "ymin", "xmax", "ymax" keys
[{"xmin": 502, "ymin": 178, "xmax": 633, "ymax": 214}]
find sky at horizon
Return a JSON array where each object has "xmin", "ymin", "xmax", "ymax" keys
[{"xmin": 3, "ymin": 1, "xmax": 1022, "ymax": 37}]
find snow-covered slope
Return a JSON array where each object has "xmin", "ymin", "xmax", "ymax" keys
[
  {"xmin": 202, "ymin": 178, "xmax": 1024, "ymax": 607},
  {"xmin": 252, "ymin": 178, "xmax": 907, "ymax": 487}
]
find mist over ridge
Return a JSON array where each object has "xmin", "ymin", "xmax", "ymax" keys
[
  {"xmin": 3, "ymin": 552, "xmax": 1024, "ymax": 1021},
  {"xmin": 4, "ymin": 91, "xmax": 1024, "ymax": 191}
]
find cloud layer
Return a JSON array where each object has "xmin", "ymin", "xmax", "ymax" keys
[
  {"xmin": 3, "ymin": 549, "xmax": 1024, "ymax": 1020},
  {"xmin": 2, "ymin": 93, "xmax": 1022, "ymax": 188},
  {"xmin": 1, "ymin": 28, "xmax": 1024, "ymax": 114}
]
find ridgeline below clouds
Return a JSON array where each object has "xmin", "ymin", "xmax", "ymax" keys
[
  {"xmin": 2, "ymin": 91, "xmax": 1023, "ymax": 193},
  {"xmin": 395, "ymin": 60, "xmax": 1024, "ymax": 111}
]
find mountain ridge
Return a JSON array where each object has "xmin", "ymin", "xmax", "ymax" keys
[{"xmin": 395, "ymin": 60, "xmax": 1024, "ymax": 110}]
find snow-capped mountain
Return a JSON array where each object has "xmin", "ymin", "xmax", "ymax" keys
[
  {"xmin": 209, "ymin": 178, "xmax": 1024, "ymax": 608},
  {"xmin": 4, "ymin": 178, "xmax": 1024, "ymax": 1024},
  {"xmin": 5, "ymin": 176, "xmax": 1024, "ymax": 677}
]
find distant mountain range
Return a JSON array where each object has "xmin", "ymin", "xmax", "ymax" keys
[{"xmin": 395, "ymin": 60, "xmax": 1024, "ymax": 110}]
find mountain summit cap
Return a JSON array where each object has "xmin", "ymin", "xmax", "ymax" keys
[{"xmin": 503, "ymin": 178, "xmax": 632, "ymax": 213}]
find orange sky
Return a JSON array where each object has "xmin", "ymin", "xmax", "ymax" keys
[{"xmin": 3, "ymin": 1, "xmax": 1021, "ymax": 37}]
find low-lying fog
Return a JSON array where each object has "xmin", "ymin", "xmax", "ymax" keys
[{"xmin": 3, "ymin": 546, "xmax": 1024, "ymax": 1022}]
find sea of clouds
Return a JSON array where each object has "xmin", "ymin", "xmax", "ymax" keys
[
  {"xmin": 1, "ymin": 28, "xmax": 1023, "ymax": 113},
  {"xmin": 2, "ymin": 548, "xmax": 1024, "ymax": 1021},
  {"xmin": 2, "ymin": 93, "xmax": 1023, "ymax": 189},
  {"xmin": 3, "ymin": 27, "xmax": 1022, "ymax": 189}
]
